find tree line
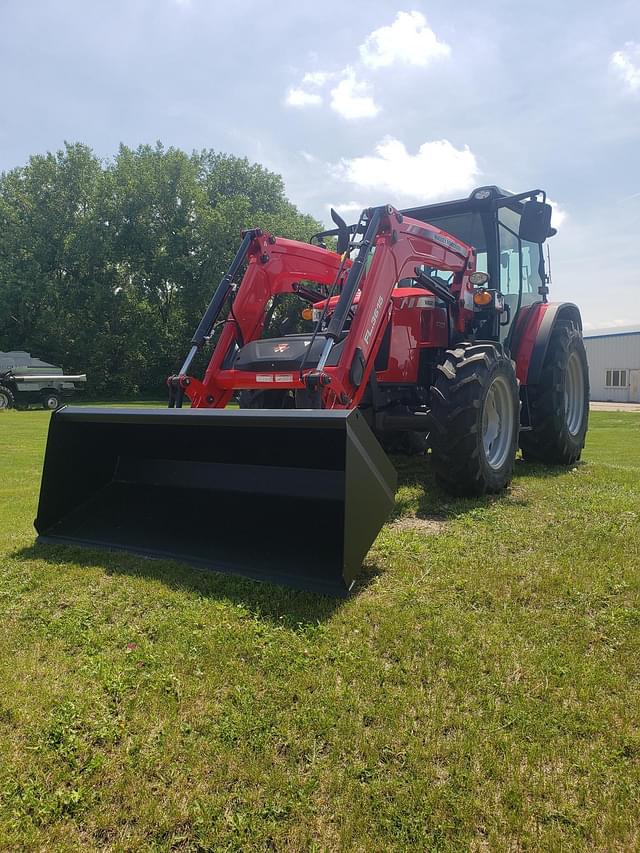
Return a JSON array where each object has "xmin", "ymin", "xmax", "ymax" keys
[{"xmin": 0, "ymin": 143, "xmax": 322, "ymax": 396}]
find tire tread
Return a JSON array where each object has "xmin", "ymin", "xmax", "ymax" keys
[{"xmin": 430, "ymin": 343, "xmax": 520, "ymax": 496}]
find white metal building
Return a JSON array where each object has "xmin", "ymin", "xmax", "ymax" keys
[{"xmin": 583, "ymin": 326, "xmax": 640, "ymax": 402}]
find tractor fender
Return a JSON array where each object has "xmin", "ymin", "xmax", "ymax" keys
[{"xmin": 510, "ymin": 302, "xmax": 582, "ymax": 386}]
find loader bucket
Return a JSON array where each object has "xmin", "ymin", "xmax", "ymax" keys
[{"xmin": 35, "ymin": 407, "xmax": 397, "ymax": 596}]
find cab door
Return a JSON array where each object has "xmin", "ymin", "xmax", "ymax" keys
[{"xmin": 497, "ymin": 205, "xmax": 544, "ymax": 339}]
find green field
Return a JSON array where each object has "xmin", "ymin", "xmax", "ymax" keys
[{"xmin": 1, "ymin": 409, "xmax": 639, "ymax": 851}]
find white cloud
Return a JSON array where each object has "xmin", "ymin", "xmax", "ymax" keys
[
  {"xmin": 360, "ymin": 10, "xmax": 450, "ymax": 70},
  {"xmin": 286, "ymin": 12, "xmax": 450, "ymax": 119},
  {"xmin": 301, "ymin": 70, "xmax": 335, "ymax": 87},
  {"xmin": 610, "ymin": 43, "xmax": 640, "ymax": 92},
  {"xmin": 332, "ymin": 137, "xmax": 479, "ymax": 202},
  {"xmin": 548, "ymin": 199, "xmax": 567, "ymax": 230},
  {"xmin": 330, "ymin": 69, "xmax": 380, "ymax": 119},
  {"xmin": 285, "ymin": 88, "xmax": 322, "ymax": 108},
  {"xmin": 326, "ymin": 201, "xmax": 366, "ymax": 218}
]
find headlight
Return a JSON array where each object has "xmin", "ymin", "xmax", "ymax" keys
[{"xmin": 470, "ymin": 271, "xmax": 490, "ymax": 286}]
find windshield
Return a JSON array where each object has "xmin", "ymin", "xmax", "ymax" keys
[{"xmin": 419, "ymin": 211, "xmax": 488, "ymax": 274}]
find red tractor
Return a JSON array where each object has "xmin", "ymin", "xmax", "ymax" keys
[{"xmin": 36, "ymin": 186, "xmax": 589, "ymax": 595}]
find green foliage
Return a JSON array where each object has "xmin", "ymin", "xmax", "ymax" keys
[{"xmin": 0, "ymin": 143, "xmax": 322, "ymax": 396}]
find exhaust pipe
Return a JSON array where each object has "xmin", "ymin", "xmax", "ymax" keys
[{"xmin": 35, "ymin": 406, "xmax": 397, "ymax": 596}]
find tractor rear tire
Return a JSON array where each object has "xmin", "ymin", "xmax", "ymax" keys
[
  {"xmin": 0, "ymin": 385, "xmax": 15, "ymax": 410},
  {"xmin": 520, "ymin": 318, "xmax": 589, "ymax": 464},
  {"xmin": 430, "ymin": 344, "xmax": 520, "ymax": 496}
]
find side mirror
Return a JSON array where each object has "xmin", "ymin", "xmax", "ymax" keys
[{"xmin": 519, "ymin": 200, "xmax": 553, "ymax": 243}]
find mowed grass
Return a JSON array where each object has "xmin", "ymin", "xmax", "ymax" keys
[{"xmin": 0, "ymin": 409, "xmax": 639, "ymax": 851}]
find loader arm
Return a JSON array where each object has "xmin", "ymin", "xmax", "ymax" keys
[
  {"xmin": 173, "ymin": 232, "xmax": 349, "ymax": 408},
  {"xmin": 315, "ymin": 206, "xmax": 474, "ymax": 408},
  {"xmin": 178, "ymin": 205, "xmax": 475, "ymax": 410}
]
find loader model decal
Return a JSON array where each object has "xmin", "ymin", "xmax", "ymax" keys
[{"xmin": 363, "ymin": 295, "xmax": 385, "ymax": 347}]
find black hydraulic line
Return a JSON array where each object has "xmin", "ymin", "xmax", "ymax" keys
[
  {"xmin": 292, "ymin": 282, "xmax": 327, "ymax": 303},
  {"xmin": 414, "ymin": 269, "xmax": 457, "ymax": 305},
  {"xmin": 297, "ymin": 209, "xmax": 368, "ymax": 380},
  {"xmin": 325, "ymin": 207, "xmax": 382, "ymax": 342}
]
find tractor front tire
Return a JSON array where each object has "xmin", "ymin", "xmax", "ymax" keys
[
  {"xmin": 520, "ymin": 318, "xmax": 589, "ymax": 464},
  {"xmin": 0, "ymin": 385, "xmax": 15, "ymax": 410},
  {"xmin": 430, "ymin": 344, "xmax": 520, "ymax": 496}
]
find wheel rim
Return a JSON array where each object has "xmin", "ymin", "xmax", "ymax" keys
[
  {"xmin": 565, "ymin": 351, "xmax": 585, "ymax": 436},
  {"xmin": 45, "ymin": 396, "xmax": 59, "ymax": 410},
  {"xmin": 482, "ymin": 375, "xmax": 516, "ymax": 470}
]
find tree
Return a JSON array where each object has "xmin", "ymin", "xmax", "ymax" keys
[{"xmin": 0, "ymin": 143, "xmax": 322, "ymax": 396}]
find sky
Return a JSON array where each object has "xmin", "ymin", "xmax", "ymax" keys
[{"xmin": 1, "ymin": 0, "xmax": 639, "ymax": 330}]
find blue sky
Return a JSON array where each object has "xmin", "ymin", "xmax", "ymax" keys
[{"xmin": 1, "ymin": 0, "xmax": 639, "ymax": 329}]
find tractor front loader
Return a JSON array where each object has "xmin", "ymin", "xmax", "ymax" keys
[{"xmin": 35, "ymin": 187, "xmax": 589, "ymax": 595}]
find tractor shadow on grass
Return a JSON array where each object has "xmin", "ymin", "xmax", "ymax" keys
[
  {"xmin": 14, "ymin": 539, "xmax": 350, "ymax": 627},
  {"xmin": 513, "ymin": 457, "xmax": 586, "ymax": 479},
  {"xmin": 388, "ymin": 452, "xmax": 536, "ymax": 526},
  {"xmin": 16, "ymin": 454, "xmax": 576, "ymax": 627}
]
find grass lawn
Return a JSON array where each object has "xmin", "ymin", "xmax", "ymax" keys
[{"xmin": 0, "ymin": 408, "xmax": 639, "ymax": 851}]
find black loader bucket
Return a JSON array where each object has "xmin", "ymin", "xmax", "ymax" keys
[{"xmin": 35, "ymin": 407, "xmax": 397, "ymax": 596}]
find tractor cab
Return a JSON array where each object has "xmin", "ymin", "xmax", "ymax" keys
[{"xmin": 402, "ymin": 186, "xmax": 555, "ymax": 344}]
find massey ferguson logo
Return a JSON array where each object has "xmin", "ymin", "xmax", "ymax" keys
[{"xmin": 273, "ymin": 343, "xmax": 289, "ymax": 353}]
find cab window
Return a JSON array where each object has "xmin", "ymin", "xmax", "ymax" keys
[
  {"xmin": 498, "ymin": 206, "xmax": 542, "ymax": 303},
  {"xmin": 498, "ymin": 224, "xmax": 520, "ymax": 295},
  {"xmin": 423, "ymin": 211, "xmax": 488, "ymax": 276}
]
